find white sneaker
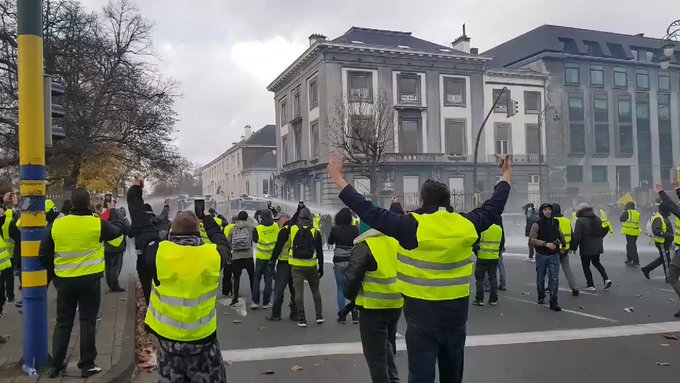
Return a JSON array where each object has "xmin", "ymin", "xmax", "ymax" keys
[
  {"xmin": 262, "ymin": 303, "xmax": 273, "ymax": 309},
  {"xmin": 585, "ymin": 286, "xmax": 597, "ymax": 291},
  {"xmin": 604, "ymin": 280, "xmax": 612, "ymax": 289},
  {"xmin": 250, "ymin": 303, "xmax": 260, "ymax": 310}
]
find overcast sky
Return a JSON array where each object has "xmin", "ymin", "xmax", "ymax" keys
[{"xmin": 79, "ymin": 0, "xmax": 680, "ymax": 165}]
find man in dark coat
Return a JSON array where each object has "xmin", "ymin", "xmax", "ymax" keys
[
  {"xmin": 528, "ymin": 203, "xmax": 564, "ymax": 311},
  {"xmin": 571, "ymin": 203, "xmax": 611, "ymax": 291}
]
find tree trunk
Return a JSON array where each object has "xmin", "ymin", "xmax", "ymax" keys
[
  {"xmin": 368, "ymin": 167, "xmax": 379, "ymax": 204},
  {"xmin": 63, "ymin": 160, "xmax": 81, "ymax": 195}
]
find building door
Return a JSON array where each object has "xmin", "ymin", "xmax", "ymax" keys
[
  {"xmin": 448, "ymin": 177, "xmax": 465, "ymax": 210},
  {"xmin": 528, "ymin": 175, "xmax": 540, "ymax": 206},
  {"xmin": 616, "ymin": 166, "xmax": 631, "ymax": 195},
  {"xmin": 403, "ymin": 176, "xmax": 420, "ymax": 209}
]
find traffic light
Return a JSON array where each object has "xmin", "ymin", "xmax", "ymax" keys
[
  {"xmin": 506, "ymin": 98, "xmax": 519, "ymax": 118},
  {"xmin": 44, "ymin": 74, "xmax": 66, "ymax": 147}
]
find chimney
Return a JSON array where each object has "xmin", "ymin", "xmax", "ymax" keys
[
  {"xmin": 451, "ymin": 24, "xmax": 471, "ymax": 54},
  {"xmin": 308, "ymin": 33, "xmax": 327, "ymax": 47},
  {"xmin": 470, "ymin": 47, "xmax": 479, "ymax": 55},
  {"xmin": 244, "ymin": 125, "xmax": 252, "ymax": 139}
]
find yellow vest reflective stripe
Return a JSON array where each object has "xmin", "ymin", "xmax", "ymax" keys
[
  {"xmin": 556, "ymin": 217, "xmax": 572, "ymax": 249},
  {"xmin": 0, "ymin": 235, "xmax": 11, "ymax": 272},
  {"xmin": 397, "ymin": 210, "xmax": 477, "ymax": 301},
  {"xmin": 652, "ymin": 213, "xmax": 667, "ymax": 244},
  {"xmin": 674, "ymin": 218, "xmax": 680, "ymax": 246},
  {"xmin": 52, "ymin": 215, "xmax": 104, "ymax": 277},
  {"xmin": 107, "ymin": 235, "xmax": 124, "ymax": 247},
  {"xmin": 1, "ymin": 209, "xmax": 15, "ymax": 256},
  {"xmin": 621, "ymin": 209, "xmax": 641, "ymax": 236},
  {"xmin": 288, "ymin": 226, "xmax": 318, "ymax": 267},
  {"xmin": 256, "ymin": 224, "xmax": 280, "ymax": 260},
  {"xmin": 478, "ymin": 224, "xmax": 502, "ymax": 260},
  {"xmin": 599, "ymin": 209, "xmax": 613, "ymax": 233},
  {"xmin": 145, "ymin": 241, "xmax": 220, "ymax": 342},
  {"xmin": 355, "ymin": 234, "xmax": 403, "ymax": 309}
]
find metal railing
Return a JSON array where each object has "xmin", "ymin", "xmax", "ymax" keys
[{"xmin": 281, "ymin": 159, "xmax": 308, "ymax": 172}]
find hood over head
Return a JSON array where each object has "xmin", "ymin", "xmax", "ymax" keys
[
  {"xmin": 576, "ymin": 202, "xmax": 594, "ymax": 217},
  {"xmin": 259, "ymin": 209, "xmax": 274, "ymax": 225},
  {"xmin": 298, "ymin": 207, "xmax": 313, "ymax": 227},
  {"xmin": 538, "ymin": 203, "xmax": 553, "ymax": 219},
  {"xmin": 551, "ymin": 203, "xmax": 563, "ymax": 217},
  {"xmin": 334, "ymin": 207, "xmax": 353, "ymax": 225},
  {"xmin": 625, "ymin": 201, "xmax": 636, "ymax": 209}
]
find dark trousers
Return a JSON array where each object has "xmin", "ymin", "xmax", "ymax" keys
[
  {"xmin": 581, "ymin": 254, "xmax": 609, "ymax": 287},
  {"xmin": 2, "ymin": 265, "xmax": 14, "ymax": 301},
  {"xmin": 527, "ymin": 242, "xmax": 534, "ymax": 259},
  {"xmin": 232, "ymin": 258, "xmax": 255, "ymax": 300},
  {"xmin": 271, "ymin": 261, "xmax": 296, "ymax": 318},
  {"xmin": 52, "ymin": 276, "xmax": 101, "ymax": 370},
  {"xmin": 668, "ymin": 249, "xmax": 680, "ymax": 301},
  {"xmin": 222, "ymin": 262, "xmax": 232, "ymax": 296},
  {"xmin": 136, "ymin": 254, "xmax": 152, "ymax": 305},
  {"xmin": 642, "ymin": 243, "xmax": 672, "ymax": 278},
  {"xmin": 252, "ymin": 259, "xmax": 273, "ymax": 305},
  {"xmin": 536, "ymin": 254, "xmax": 560, "ymax": 303},
  {"xmin": 625, "ymin": 235, "xmax": 639, "ymax": 264},
  {"xmin": 0, "ymin": 268, "xmax": 6, "ymax": 311},
  {"xmin": 474, "ymin": 259, "xmax": 498, "ymax": 302},
  {"xmin": 104, "ymin": 251, "xmax": 124, "ymax": 290},
  {"xmin": 292, "ymin": 265, "xmax": 322, "ymax": 321},
  {"xmin": 359, "ymin": 309, "xmax": 401, "ymax": 383},
  {"xmin": 404, "ymin": 312, "xmax": 466, "ymax": 383}
]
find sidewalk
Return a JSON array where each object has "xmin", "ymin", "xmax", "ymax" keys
[{"xmin": 0, "ymin": 271, "xmax": 136, "ymax": 383}]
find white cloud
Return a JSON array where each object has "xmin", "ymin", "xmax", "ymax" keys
[{"xmin": 230, "ymin": 37, "xmax": 307, "ymax": 84}]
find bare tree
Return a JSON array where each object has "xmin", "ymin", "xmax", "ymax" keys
[{"xmin": 328, "ymin": 91, "xmax": 394, "ymax": 202}]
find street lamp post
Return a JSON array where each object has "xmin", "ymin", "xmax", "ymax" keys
[
  {"xmin": 536, "ymin": 105, "xmax": 560, "ymax": 202},
  {"xmin": 659, "ymin": 19, "xmax": 679, "ymax": 70}
]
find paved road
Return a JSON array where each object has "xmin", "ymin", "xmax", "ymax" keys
[{"xmin": 213, "ymin": 245, "xmax": 680, "ymax": 382}]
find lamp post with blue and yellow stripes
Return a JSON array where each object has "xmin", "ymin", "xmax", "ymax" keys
[{"xmin": 17, "ymin": 0, "xmax": 49, "ymax": 369}]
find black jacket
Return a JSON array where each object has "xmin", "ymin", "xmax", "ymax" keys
[
  {"xmin": 659, "ymin": 190, "xmax": 680, "ymax": 267},
  {"xmin": 343, "ymin": 230, "xmax": 379, "ymax": 302},
  {"xmin": 127, "ymin": 185, "xmax": 161, "ymax": 251},
  {"xmin": 40, "ymin": 208, "xmax": 125, "ymax": 282},
  {"xmin": 571, "ymin": 208, "xmax": 607, "ymax": 255},
  {"xmin": 328, "ymin": 224, "xmax": 359, "ymax": 262},
  {"xmin": 104, "ymin": 211, "xmax": 131, "ymax": 253},
  {"xmin": 529, "ymin": 203, "xmax": 564, "ymax": 256}
]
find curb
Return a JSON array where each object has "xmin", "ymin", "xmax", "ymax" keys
[{"xmin": 91, "ymin": 278, "xmax": 136, "ymax": 383}]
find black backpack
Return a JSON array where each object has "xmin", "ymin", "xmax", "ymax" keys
[{"xmin": 293, "ymin": 226, "xmax": 315, "ymax": 259}]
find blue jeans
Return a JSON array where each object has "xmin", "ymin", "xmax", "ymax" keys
[
  {"xmin": 405, "ymin": 317, "xmax": 466, "ymax": 383},
  {"xmin": 252, "ymin": 259, "xmax": 273, "ymax": 305},
  {"xmin": 536, "ymin": 254, "xmax": 560, "ymax": 302},
  {"xmin": 333, "ymin": 262, "xmax": 349, "ymax": 313}
]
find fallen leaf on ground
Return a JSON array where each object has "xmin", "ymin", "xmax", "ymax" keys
[
  {"xmin": 623, "ymin": 306, "xmax": 635, "ymax": 313},
  {"xmin": 635, "ymin": 294, "xmax": 644, "ymax": 298},
  {"xmin": 291, "ymin": 365, "xmax": 303, "ymax": 372},
  {"xmin": 656, "ymin": 362, "xmax": 670, "ymax": 366},
  {"xmin": 579, "ymin": 306, "xmax": 585, "ymax": 310},
  {"xmin": 225, "ymin": 360, "xmax": 234, "ymax": 366},
  {"xmin": 233, "ymin": 320, "xmax": 242, "ymax": 324},
  {"xmin": 261, "ymin": 370, "xmax": 275, "ymax": 375},
  {"xmin": 520, "ymin": 292, "xmax": 530, "ymax": 295},
  {"xmin": 662, "ymin": 334, "xmax": 679, "ymax": 340},
  {"xmin": 660, "ymin": 343, "xmax": 670, "ymax": 347},
  {"xmin": 0, "ymin": 335, "xmax": 9, "ymax": 343}
]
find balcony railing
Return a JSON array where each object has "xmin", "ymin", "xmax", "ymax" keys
[
  {"xmin": 384, "ymin": 153, "xmax": 475, "ymax": 162},
  {"xmin": 282, "ymin": 159, "xmax": 308, "ymax": 172},
  {"xmin": 486, "ymin": 154, "xmax": 542, "ymax": 163}
]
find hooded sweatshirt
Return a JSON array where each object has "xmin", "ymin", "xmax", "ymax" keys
[
  {"xmin": 328, "ymin": 207, "xmax": 359, "ymax": 263},
  {"xmin": 528, "ymin": 203, "xmax": 563, "ymax": 255},
  {"xmin": 252, "ymin": 209, "xmax": 275, "ymax": 244},
  {"xmin": 571, "ymin": 204, "xmax": 607, "ymax": 255},
  {"xmin": 290, "ymin": 207, "xmax": 324, "ymax": 265},
  {"xmin": 228, "ymin": 219, "xmax": 255, "ymax": 260}
]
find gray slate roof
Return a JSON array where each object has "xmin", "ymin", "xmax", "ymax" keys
[
  {"xmin": 483, "ymin": 24, "xmax": 680, "ymax": 68},
  {"xmin": 244, "ymin": 124, "xmax": 276, "ymax": 146},
  {"xmin": 247, "ymin": 151, "xmax": 276, "ymax": 170},
  {"xmin": 332, "ymin": 27, "xmax": 471, "ymax": 56}
]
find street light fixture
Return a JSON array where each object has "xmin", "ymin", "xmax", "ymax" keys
[{"xmin": 659, "ymin": 19, "xmax": 679, "ymax": 69}]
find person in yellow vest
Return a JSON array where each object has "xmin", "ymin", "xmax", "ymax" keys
[
  {"xmin": 40, "ymin": 188, "xmax": 125, "ymax": 378},
  {"xmin": 313, "ymin": 213, "xmax": 321, "ymax": 231},
  {"xmin": 220, "ymin": 213, "xmax": 238, "ymax": 298},
  {"xmin": 0, "ymin": 206, "xmax": 13, "ymax": 317},
  {"xmin": 251, "ymin": 209, "xmax": 279, "ymax": 309},
  {"xmin": 599, "ymin": 208, "xmax": 614, "ymax": 234},
  {"xmin": 620, "ymin": 201, "xmax": 641, "ymax": 266},
  {"xmin": 552, "ymin": 204, "xmax": 580, "ymax": 296},
  {"xmin": 103, "ymin": 201, "xmax": 130, "ymax": 293},
  {"xmin": 143, "ymin": 210, "xmax": 230, "ymax": 382},
  {"xmin": 655, "ymin": 181, "xmax": 680, "ymax": 318},
  {"xmin": 344, "ymin": 216, "xmax": 403, "ymax": 383},
  {"xmin": 328, "ymin": 153, "xmax": 511, "ymax": 383},
  {"xmin": 473, "ymin": 221, "xmax": 503, "ymax": 306},
  {"xmin": 641, "ymin": 203, "xmax": 673, "ymax": 281},
  {"xmin": 268, "ymin": 212, "xmax": 298, "ymax": 321},
  {"xmin": 1, "ymin": 191, "xmax": 20, "ymax": 304},
  {"xmin": 227, "ymin": 211, "xmax": 256, "ymax": 307}
]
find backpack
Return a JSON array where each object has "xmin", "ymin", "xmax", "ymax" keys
[
  {"xmin": 231, "ymin": 226, "xmax": 252, "ymax": 251},
  {"xmin": 292, "ymin": 226, "xmax": 315, "ymax": 259}
]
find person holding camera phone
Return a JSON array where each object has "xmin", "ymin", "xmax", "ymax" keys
[{"xmin": 528, "ymin": 203, "xmax": 564, "ymax": 312}]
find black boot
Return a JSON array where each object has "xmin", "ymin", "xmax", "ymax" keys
[
  {"xmin": 549, "ymin": 298, "xmax": 562, "ymax": 312},
  {"xmin": 674, "ymin": 309, "xmax": 680, "ymax": 318}
]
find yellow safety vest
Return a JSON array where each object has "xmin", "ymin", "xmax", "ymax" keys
[
  {"xmin": 674, "ymin": 218, "xmax": 680, "ymax": 246},
  {"xmin": 255, "ymin": 223, "xmax": 280, "ymax": 260},
  {"xmin": 0, "ymin": 235, "xmax": 11, "ymax": 272},
  {"xmin": 397, "ymin": 210, "xmax": 477, "ymax": 301},
  {"xmin": 223, "ymin": 223, "xmax": 235, "ymax": 238},
  {"xmin": 288, "ymin": 226, "xmax": 318, "ymax": 267},
  {"xmin": 52, "ymin": 215, "xmax": 105, "ymax": 278},
  {"xmin": 200, "ymin": 217, "xmax": 223, "ymax": 244},
  {"xmin": 477, "ymin": 224, "xmax": 502, "ymax": 260},
  {"xmin": 599, "ymin": 209, "xmax": 613, "ymax": 234},
  {"xmin": 651, "ymin": 213, "xmax": 667, "ymax": 244},
  {"xmin": 556, "ymin": 217, "xmax": 572, "ymax": 250},
  {"xmin": 621, "ymin": 209, "xmax": 641, "ymax": 237},
  {"xmin": 145, "ymin": 241, "xmax": 220, "ymax": 342},
  {"xmin": 280, "ymin": 228, "xmax": 292, "ymax": 262},
  {"xmin": 353, "ymin": 218, "xmax": 359, "ymax": 227},
  {"xmin": 313, "ymin": 215, "xmax": 321, "ymax": 231},
  {"xmin": 1, "ymin": 209, "xmax": 15, "ymax": 257},
  {"xmin": 355, "ymin": 234, "xmax": 403, "ymax": 310},
  {"xmin": 107, "ymin": 235, "xmax": 125, "ymax": 247}
]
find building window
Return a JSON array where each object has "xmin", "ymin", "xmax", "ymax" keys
[
  {"xmin": 493, "ymin": 88, "xmax": 510, "ymax": 113},
  {"xmin": 636, "ymin": 69, "xmax": 649, "ymax": 89},
  {"xmin": 443, "ymin": 77, "xmax": 466, "ymax": 107},
  {"xmin": 397, "ymin": 73, "xmax": 421, "ymax": 105},
  {"xmin": 310, "ymin": 119, "xmax": 319, "ymax": 158},
  {"xmin": 445, "ymin": 119, "xmax": 466, "ymax": 155},
  {"xmin": 565, "ymin": 63, "xmax": 580, "ymax": 85},
  {"xmin": 566, "ymin": 166, "xmax": 583, "ymax": 183},
  {"xmin": 658, "ymin": 72, "xmax": 671, "ymax": 91},
  {"xmin": 568, "ymin": 95, "xmax": 585, "ymax": 154},
  {"xmin": 353, "ymin": 177, "xmax": 371, "ymax": 195},
  {"xmin": 293, "ymin": 124, "xmax": 302, "ymax": 161},
  {"xmin": 589, "ymin": 65, "xmax": 604, "ymax": 86},
  {"xmin": 613, "ymin": 67, "xmax": 627, "ymax": 88},
  {"xmin": 593, "ymin": 94, "xmax": 609, "ymax": 154},
  {"xmin": 592, "ymin": 166, "xmax": 608, "ymax": 182},
  {"xmin": 526, "ymin": 124, "xmax": 540, "ymax": 155},
  {"xmin": 616, "ymin": 96, "xmax": 633, "ymax": 155},
  {"xmin": 645, "ymin": 50, "xmax": 655, "ymax": 63},
  {"xmin": 636, "ymin": 93, "xmax": 652, "ymax": 185},
  {"xmin": 658, "ymin": 93, "xmax": 671, "ymax": 121},
  {"xmin": 262, "ymin": 179, "xmax": 270, "ymax": 195},
  {"xmin": 280, "ymin": 100, "xmax": 288, "ymax": 123},
  {"xmin": 630, "ymin": 49, "xmax": 638, "ymax": 61},
  {"xmin": 494, "ymin": 123, "xmax": 510, "ymax": 155},
  {"xmin": 399, "ymin": 114, "xmax": 422, "ymax": 153},
  {"xmin": 309, "ymin": 78, "xmax": 318, "ymax": 109},
  {"xmin": 349, "ymin": 115, "xmax": 371, "ymax": 153},
  {"xmin": 348, "ymin": 71, "xmax": 373, "ymax": 102},
  {"xmin": 658, "ymin": 93, "xmax": 673, "ymax": 174},
  {"xmin": 524, "ymin": 91, "xmax": 541, "ymax": 114},
  {"xmin": 403, "ymin": 176, "xmax": 420, "ymax": 208},
  {"xmin": 293, "ymin": 88, "xmax": 301, "ymax": 118},
  {"xmin": 245, "ymin": 180, "xmax": 250, "ymax": 195}
]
